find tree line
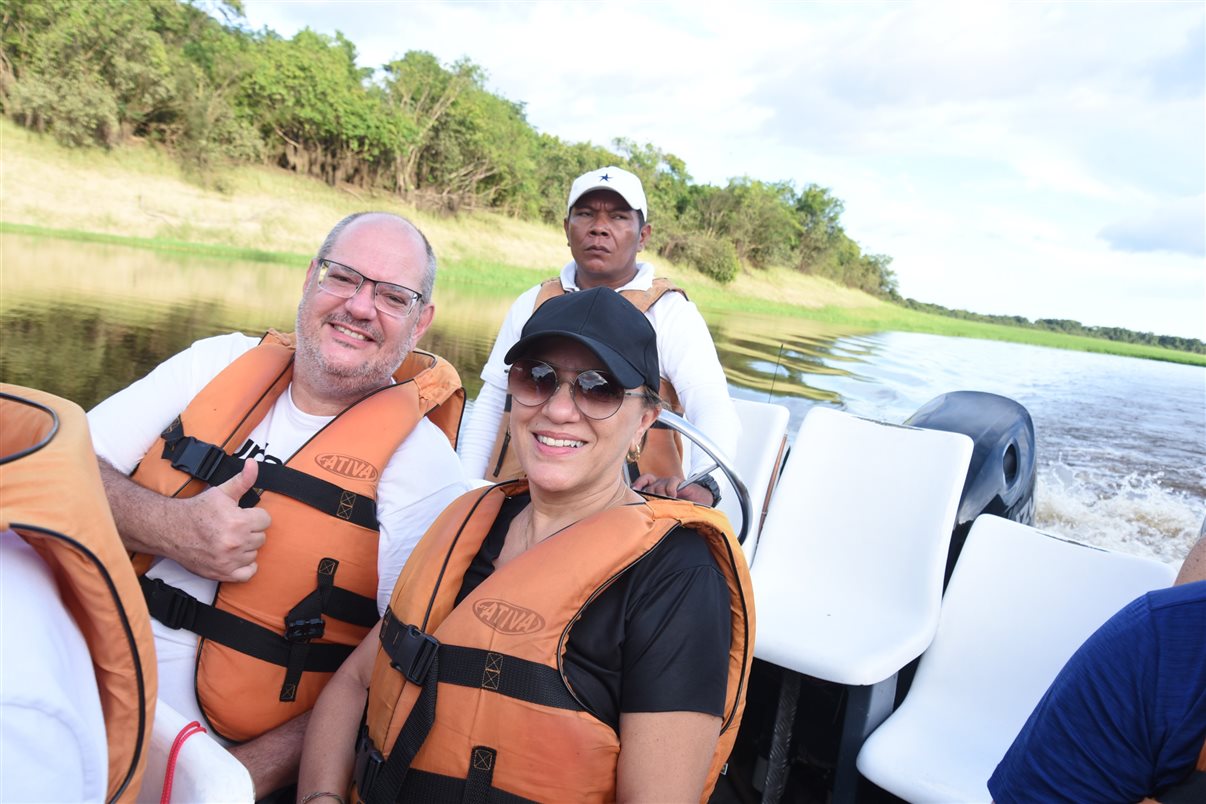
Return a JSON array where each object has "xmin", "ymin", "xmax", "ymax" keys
[
  {"xmin": 2, "ymin": 0, "xmax": 1197, "ymax": 353},
  {"xmin": 0, "ymin": 0, "xmax": 896, "ymax": 295},
  {"xmin": 899, "ymin": 298, "xmax": 1205, "ymax": 355}
]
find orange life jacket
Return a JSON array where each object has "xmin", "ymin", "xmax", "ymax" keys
[
  {"xmin": 485, "ymin": 278, "xmax": 687, "ymax": 483},
  {"xmin": 129, "ymin": 330, "xmax": 464, "ymax": 742},
  {"xmin": 354, "ymin": 481, "xmax": 754, "ymax": 804},
  {"xmin": 0, "ymin": 384, "xmax": 157, "ymax": 803}
]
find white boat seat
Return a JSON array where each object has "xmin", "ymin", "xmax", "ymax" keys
[
  {"xmin": 716, "ymin": 397, "xmax": 790, "ymax": 561},
  {"xmin": 856, "ymin": 515, "xmax": 1177, "ymax": 803},
  {"xmin": 137, "ymin": 699, "xmax": 253, "ymax": 803},
  {"xmin": 750, "ymin": 405, "xmax": 972, "ymax": 801},
  {"xmin": 751, "ymin": 405, "xmax": 972, "ymax": 685}
]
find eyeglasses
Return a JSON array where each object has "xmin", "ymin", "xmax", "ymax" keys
[
  {"xmin": 507, "ymin": 359, "xmax": 649, "ymax": 420},
  {"xmin": 315, "ymin": 259, "xmax": 423, "ymax": 318}
]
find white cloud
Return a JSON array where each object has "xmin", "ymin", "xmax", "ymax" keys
[
  {"xmin": 239, "ymin": 0, "xmax": 1206, "ymax": 339},
  {"xmin": 1099, "ymin": 194, "xmax": 1206, "ymax": 257}
]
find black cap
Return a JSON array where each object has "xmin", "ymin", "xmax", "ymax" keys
[{"xmin": 504, "ymin": 287, "xmax": 660, "ymax": 390}]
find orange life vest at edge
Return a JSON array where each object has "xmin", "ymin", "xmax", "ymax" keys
[
  {"xmin": 485, "ymin": 278, "xmax": 687, "ymax": 483},
  {"xmin": 356, "ymin": 480, "xmax": 754, "ymax": 804},
  {"xmin": 1, "ymin": 384, "xmax": 157, "ymax": 803},
  {"xmin": 129, "ymin": 330, "xmax": 463, "ymax": 742}
]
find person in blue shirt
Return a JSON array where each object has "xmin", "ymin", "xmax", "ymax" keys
[
  {"xmin": 988, "ymin": 579, "xmax": 1206, "ymax": 803},
  {"xmin": 1174, "ymin": 527, "xmax": 1204, "ymax": 585}
]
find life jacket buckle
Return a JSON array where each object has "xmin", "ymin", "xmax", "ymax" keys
[
  {"xmin": 388, "ymin": 624, "xmax": 440, "ymax": 685},
  {"xmin": 170, "ymin": 437, "xmax": 227, "ymax": 483},
  {"xmin": 285, "ymin": 616, "xmax": 325, "ymax": 642},
  {"xmin": 352, "ymin": 724, "xmax": 384, "ymax": 796},
  {"xmin": 142, "ymin": 577, "xmax": 199, "ymax": 631}
]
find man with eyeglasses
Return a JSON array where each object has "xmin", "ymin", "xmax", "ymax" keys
[
  {"xmin": 457, "ymin": 166, "xmax": 739, "ymax": 506},
  {"xmin": 87, "ymin": 212, "xmax": 468, "ymax": 798}
]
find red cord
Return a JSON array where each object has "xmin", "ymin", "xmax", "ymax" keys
[{"xmin": 160, "ymin": 720, "xmax": 207, "ymax": 804}]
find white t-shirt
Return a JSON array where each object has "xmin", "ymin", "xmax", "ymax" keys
[
  {"xmin": 88, "ymin": 333, "xmax": 468, "ymax": 738},
  {"xmin": 0, "ymin": 532, "xmax": 108, "ymax": 802},
  {"xmin": 458, "ymin": 262, "xmax": 740, "ymax": 480}
]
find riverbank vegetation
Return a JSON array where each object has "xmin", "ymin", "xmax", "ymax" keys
[
  {"xmin": 1, "ymin": 0, "xmax": 1201, "ymax": 364},
  {"xmin": 0, "ymin": 0, "xmax": 895, "ymax": 293}
]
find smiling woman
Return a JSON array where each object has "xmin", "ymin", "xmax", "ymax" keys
[
  {"xmin": 499, "ymin": 289, "xmax": 662, "ymax": 499},
  {"xmin": 297, "ymin": 287, "xmax": 756, "ymax": 803}
]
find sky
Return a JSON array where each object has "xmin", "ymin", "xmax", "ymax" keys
[{"xmin": 237, "ymin": 1, "xmax": 1205, "ymax": 340}]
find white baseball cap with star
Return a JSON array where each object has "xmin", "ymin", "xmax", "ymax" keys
[{"xmin": 566, "ymin": 166, "xmax": 648, "ymax": 220}]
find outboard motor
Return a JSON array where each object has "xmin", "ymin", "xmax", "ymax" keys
[{"xmin": 906, "ymin": 390, "xmax": 1036, "ymax": 582}]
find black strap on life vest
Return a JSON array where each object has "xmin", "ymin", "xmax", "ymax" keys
[
  {"xmin": 159, "ymin": 419, "xmax": 378, "ymax": 531},
  {"xmin": 397, "ymin": 755, "xmax": 538, "ymax": 804},
  {"xmin": 277, "ymin": 557, "xmax": 379, "ymax": 701},
  {"xmin": 355, "ymin": 608, "xmax": 583, "ymax": 803},
  {"xmin": 434, "ymin": 644, "xmax": 581, "ymax": 709},
  {"xmin": 357, "ymin": 613, "xmax": 440, "ymax": 803},
  {"xmin": 490, "ymin": 395, "xmax": 514, "ymax": 480},
  {"xmin": 139, "ymin": 562, "xmax": 377, "ymax": 683}
]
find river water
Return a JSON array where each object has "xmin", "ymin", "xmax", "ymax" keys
[{"xmin": 2, "ymin": 233, "xmax": 1202, "ymax": 564}]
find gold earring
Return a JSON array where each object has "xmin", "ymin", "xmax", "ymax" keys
[{"xmin": 626, "ymin": 444, "xmax": 642, "ymax": 463}]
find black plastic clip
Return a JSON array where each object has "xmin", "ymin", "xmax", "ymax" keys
[
  {"xmin": 353, "ymin": 724, "xmax": 384, "ymax": 796},
  {"xmin": 142, "ymin": 577, "xmax": 198, "ymax": 631},
  {"xmin": 380, "ymin": 612, "xmax": 439, "ymax": 685},
  {"xmin": 170, "ymin": 437, "xmax": 227, "ymax": 483},
  {"xmin": 284, "ymin": 616, "xmax": 325, "ymax": 642}
]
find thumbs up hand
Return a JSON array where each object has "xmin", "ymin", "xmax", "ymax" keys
[
  {"xmin": 216, "ymin": 457, "xmax": 262, "ymax": 502},
  {"xmin": 177, "ymin": 459, "xmax": 272, "ymax": 582}
]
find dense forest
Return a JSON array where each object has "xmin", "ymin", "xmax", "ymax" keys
[{"xmin": 2, "ymin": 0, "xmax": 1200, "ymax": 353}]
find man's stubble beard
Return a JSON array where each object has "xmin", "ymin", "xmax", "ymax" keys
[{"xmin": 293, "ymin": 299, "xmax": 417, "ymax": 404}]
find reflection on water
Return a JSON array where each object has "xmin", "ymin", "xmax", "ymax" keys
[
  {"xmin": 2, "ymin": 235, "xmax": 300, "ymax": 406},
  {"xmin": 706, "ymin": 311, "xmax": 885, "ymax": 406},
  {"xmin": 0, "ymin": 233, "xmax": 510, "ymax": 405},
  {"xmin": 2, "ymin": 233, "xmax": 1202, "ymax": 564}
]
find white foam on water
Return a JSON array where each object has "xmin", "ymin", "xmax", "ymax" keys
[{"xmin": 1035, "ymin": 458, "xmax": 1205, "ymax": 566}]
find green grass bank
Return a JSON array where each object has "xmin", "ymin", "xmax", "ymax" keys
[{"xmin": 2, "ymin": 120, "xmax": 1201, "ymax": 367}]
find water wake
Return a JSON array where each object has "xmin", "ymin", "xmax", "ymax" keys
[{"xmin": 1035, "ymin": 458, "xmax": 1204, "ymax": 566}]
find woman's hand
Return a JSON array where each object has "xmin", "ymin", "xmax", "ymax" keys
[
  {"xmin": 297, "ymin": 621, "xmax": 380, "ymax": 801},
  {"xmin": 631, "ymin": 473, "xmax": 714, "ymax": 506}
]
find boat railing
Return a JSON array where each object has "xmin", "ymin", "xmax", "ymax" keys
[{"xmin": 653, "ymin": 409, "xmax": 753, "ymax": 545}]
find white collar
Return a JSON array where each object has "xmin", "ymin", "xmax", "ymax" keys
[{"xmin": 559, "ymin": 261, "xmax": 655, "ymax": 293}]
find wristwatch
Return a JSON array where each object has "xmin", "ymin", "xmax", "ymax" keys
[{"xmin": 692, "ymin": 474, "xmax": 722, "ymax": 507}]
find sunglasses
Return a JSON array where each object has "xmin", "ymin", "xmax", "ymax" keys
[{"xmin": 507, "ymin": 359, "xmax": 649, "ymax": 420}]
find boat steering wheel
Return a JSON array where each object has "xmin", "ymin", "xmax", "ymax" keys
[{"xmin": 651, "ymin": 410, "xmax": 752, "ymax": 545}]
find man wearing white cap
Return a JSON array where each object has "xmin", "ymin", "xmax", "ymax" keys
[{"xmin": 458, "ymin": 166, "xmax": 740, "ymax": 505}]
